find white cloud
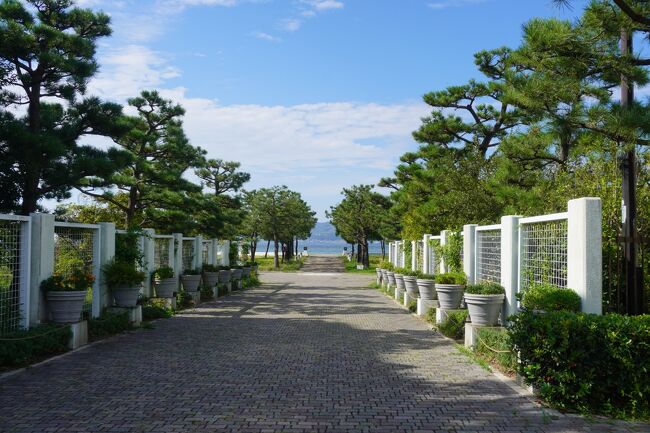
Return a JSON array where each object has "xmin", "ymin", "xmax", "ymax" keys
[
  {"xmin": 428, "ymin": 0, "xmax": 486, "ymax": 10},
  {"xmin": 279, "ymin": 0, "xmax": 344, "ymax": 33},
  {"xmin": 281, "ymin": 18, "xmax": 302, "ymax": 32},
  {"xmin": 302, "ymin": 0, "xmax": 344, "ymax": 11},
  {"xmin": 251, "ymin": 31, "xmax": 281, "ymax": 42}
]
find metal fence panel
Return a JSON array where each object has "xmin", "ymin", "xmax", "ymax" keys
[
  {"xmin": 476, "ymin": 228, "xmax": 501, "ymax": 283},
  {"xmin": 0, "ymin": 217, "xmax": 29, "ymax": 334},
  {"xmin": 519, "ymin": 218, "xmax": 568, "ymax": 291}
]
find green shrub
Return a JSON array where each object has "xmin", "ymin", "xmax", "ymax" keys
[
  {"xmin": 142, "ymin": 304, "xmax": 173, "ymax": 321},
  {"xmin": 475, "ymin": 327, "xmax": 517, "ymax": 373},
  {"xmin": 509, "ymin": 311, "xmax": 650, "ymax": 420},
  {"xmin": 438, "ymin": 310, "xmax": 468, "ymax": 339},
  {"xmin": 217, "ymin": 283, "xmax": 229, "ymax": 297},
  {"xmin": 243, "ymin": 275, "xmax": 260, "ymax": 288},
  {"xmin": 436, "ymin": 272, "xmax": 467, "ymax": 285},
  {"xmin": 202, "ymin": 264, "xmax": 218, "ymax": 272},
  {"xmin": 465, "ymin": 282, "xmax": 505, "ymax": 295},
  {"xmin": 425, "ymin": 307, "xmax": 437, "ymax": 325},
  {"xmin": 153, "ymin": 266, "xmax": 174, "ymax": 279},
  {"xmin": 408, "ymin": 300, "xmax": 417, "ymax": 313},
  {"xmin": 394, "ymin": 267, "xmax": 409, "ymax": 275},
  {"xmin": 200, "ymin": 284, "xmax": 214, "ymax": 301},
  {"xmin": 88, "ymin": 312, "xmax": 133, "ymax": 341},
  {"xmin": 176, "ymin": 290, "xmax": 193, "ymax": 309},
  {"xmin": 103, "ymin": 259, "xmax": 145, "ymax": 288},
  {"xmin": 418, "ymin": 273, "xmax": 435, "ymax": 281},
  {"xmin": 182, "ymin": 268, "xmax": 201, "ymax": 275},
  {"xmin": 404, "ymin": 270, "xmax": 421, "ymax": 277},
  {"xmin": 0, "ymin": 324, "xmax": 71, "ymax": 369},
  {"xmin": 519, "ymin": 283, "xmax": 581, "ymax": 312}
]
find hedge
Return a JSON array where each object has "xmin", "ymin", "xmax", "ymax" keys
[
  {"xmin": 0, "ymin": 324, "xmax": 71, "ymax": 369},
  {"xmin": 509, "ymin": 311, "xmax": 650, "ymax": 420}
]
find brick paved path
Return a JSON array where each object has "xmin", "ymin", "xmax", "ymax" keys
[
  {"xmin": 300, "ymin": 255, "xmax": 345, "ymax": 273},
  {"xmin": 1, "ymin": 272, "xmax": 647, "ymax": 433}
]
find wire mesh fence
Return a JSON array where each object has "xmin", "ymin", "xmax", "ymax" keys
[
  {"xmin": 202, "ymin": 241, "xmax": 211, "ymax": 265},
  {"xmin": 428, "ymin": 238, "xmax": 440, "ymax": 274},
  {"xmin": 519, "ymin": 218, "xmax": 568, "ymax": 291},
  {"xmin": 182, "ymin": 239, "xmax": 195, "ymax": 271},
  {"xmin": 415, "ymin": 241, "xmax": 423, "ymax": 271},
  {"xmin": 153, "ymin": 236, "xmax": 172, "ymax": 270},
  {"xmin": 54, "ymin": 224, "xmax": 96, "ymax": 318},
  {"xmin": 476, "ymin": 228, "xmax": 501, "ymax": 283},
  {"xmin": 0, "ymin": 218, "xmax": 24, "ymax": 334}
]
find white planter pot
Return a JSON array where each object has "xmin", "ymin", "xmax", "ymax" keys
[
  {"xmin": 436, "ymin": 284, "xmax": 465, "ymax": 309},
  {"xmin": 395, "ymin": 274, "xmax": 406, "ymax": 290},
  {"xmin": 113, "ymin": 285, "xmax": 140, "ymax": 307},
  {"xmin": 242, "ymin": 267, "xmax": 252, "ymax": 278},
  {"xmin": 416, "ymin": 279, "xmax": 436, "ymax": 300},
  {"xmin": 155, "ymin": 278, "xmax": 176, "ymax": 298},
  {"xmin": 403, "ymin": 276, "xmax": 419, "ymax": 298},
  {"xmin": 46, "ymin": 290, "xmax": 86, "ymax": 323},
  {"xmin": 181, "ymin": 274, "xmax": 201, "ymax": 292},
  {"xmin": 203, "ymin": 271, "xmax": 219, "ymax": 287},
  {"xmin": 464, "ymin": 294, "xmax": 505, "ymax": 326},
  {"xmin": 386, "ymin": 271, "xmax": 396, "ymax": 287},
  {"xmin": 380, "ymin": 269, "xmax": 388, "ymax": 286},
  {"xmin": 231, "ymin": 269, "xmax": 243, "ymax": 281},
  {"xmin": 218, "ymin": 270, "xmax": 231, "ymax": 283}
]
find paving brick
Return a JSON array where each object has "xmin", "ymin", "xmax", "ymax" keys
[{"xmin": 0, "ymin": 267, "xmax": 647, "ymax": 433}]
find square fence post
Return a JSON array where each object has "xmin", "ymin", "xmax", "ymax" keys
[
  {"xmin": 173, "ymin": 233, "xmax": 183, "ymax": 289},
  {"xmin": 439, "ymin": 230, "xmax": 450, "ymax": 273},
  {"xmin": 29, "ymin": 213, "xmax": 54, "ymax": 325},
  {"xmin": 567, "ymin": 197, "xmax": 602, "ymax": 314},
  {"xmin": 500, "ymin": 216, "xmax": 520, "ymax": 318},
  {"xmin": 221, "ymin": 240, "xmax": 230, "ymax": 266},
  {"xmin": 411, "ymin": 240, "xmax": 417, "ymax": 271},
  {"xmin": 142, "ymin": 229, "xmax": 155, "ymax": 298},
  {"xmin": 97, "ymin": 223, "xmax": 115, "ymax": 315},
  {"xmin": 422, "ymin": 234, "xmax": 431, "ymax": 274},
  {"xmin": 463, "ymin": 225, "xmax": 477, "ymax": 284},
  {"xmin": 211, "ymin": 239, "xmax": 219, "ymax": 266},
  {"xmin": 194, "ymin": 235, "xmax": 203, "ymax": 270}
]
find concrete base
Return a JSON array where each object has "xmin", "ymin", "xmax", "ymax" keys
[
  {"xmin": 394, "ymin": 287, "xmax": 403, "ymax": 301},
  {"xmin": 152, "ymin": 297, "xmax": 177, "ymax": 310},
  {"xmin": 189, "ymin": 291, "xmax": 201, "ymax": 305},
  {"xmin": 464, "ymin": 323, "xmax": 505, "ymax": 349},
  {"xmin": 212, "ymin": 286, "xmax": 219, "ymax": 298},
  {"xmin": 107, "ymin": 305, "xmax": 142, "ymax": 327},
  {"xmin": 227, "ymin": 282, "xmax": 232, "ymax": 293},
  {"xmin": 417, "ymin": 299, "xmax": 439, "ymax": 316},
  {"xmin": 68, "ymin": 320, "xmax": 88, "ymax": 350},
  {"xmin": 403, "ymin": 293, "xmax": 413, "ymax": 307},
  {"xmin": 435, "ymin": 308, "xmax": 466, "ymax": 325},
  {"xmin": 237, "ymin": 280, "xmax": 243, "ymax": 290}
]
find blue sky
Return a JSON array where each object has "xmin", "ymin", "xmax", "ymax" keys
[{"xmin": 75, "ymin": 0, "xmax": 586, "ymax": 220}]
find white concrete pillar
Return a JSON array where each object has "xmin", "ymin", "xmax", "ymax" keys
[
  {"xmin": 422, "ymin": 234, "xmax": 431, "ymax": 274},
  {"xmin": 411, "ymin": 240, "xmax": 417, "ymax": 271},
  {"xmin": 439, "ymin": 230, "xmax": 450, "ymax": 274},
  {"xmin": 172, "ymin": 233, "xmax": 183, "ymax": 288},
  {"xmin": 221, "ymin": 240, "xmax": 231, "ymax": 266},
  {"xmin": 194, "ymin": 235, "xmax": 203, "ymax": 270},
  {"xmin": 387, "ymin": 242, "xmax": 392, "ymax": 265},
  {"xmin": 463, "ymin": 225, "xmax": 477, "ymax": 284},
  {"xmin": 211, "ymin": 238, "xmax": 220, "ymax": 266},
  {"xmin": 29, "ymin": 213, "xmax": 54, "ymax": 325},
  {"xmin": 97, "ymin": 223, "xmax": 115, "ymax": 315},
  {"xmin": 500, "ymin": 216, "xmax": 520, "ymax": 318},
  {"xmin": 567, "ymin": 197, "xmax": 602, "ymax": 314},
  {"xmin": 142, "ymin": 229, "xmax": 155, "ymax": 298}
]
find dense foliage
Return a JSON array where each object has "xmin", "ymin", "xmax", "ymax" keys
[
  {"xmin": 465, "ymin": 283, "xmax": 505, "ymax": 295},
  {"xmin": 509, "ymin": 311, "xmax": 650, "ymax": 420},
  {"xmin": 519, "ymin": 284, "xmax": 581, "ymax": 312},
  {"xmin": 88, "ymin": 312, "xmax": 133, "ymax": 341},
  {"xmin": 437, "ymin": 310, "xmax": 468, "ymax": 340},
  {"xmin": 0, "ymin": 324, "xmax": 71, "ymax": 369}
]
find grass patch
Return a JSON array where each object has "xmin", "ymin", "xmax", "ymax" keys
[
  {"xmin": 424, "ymin": 307, "xmax": 437, "ymax": 326},
  {"xmin": 456, "ymin": 344, "xmax": 492, "ymax": 372},
  {"xmin": 438, "ymin": 310, "xmax": 468, "ymax": 340},
  {"xmin": 342, "ymin": 255, "xmax": 382, "ymax": 274},
  {"xmin": 256, "ymin": 256, "xmax": 304, "ymax": 272},
  {"xmin": 408, "ymin": 299, "xmax": 417, "ymax": 313},
  {"xmin": 474, "ymin": 327, "xmax": 517, "ymax": 375}
]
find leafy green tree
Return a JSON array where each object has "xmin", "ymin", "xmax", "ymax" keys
[
  {"xmin": 0, "ymin": 0, "xmax": 129, "ymax": 214},
  {"xmin": 78, "ymin": 90, "xmax": 205, "ymax": 228},
  {"xmin": 327, "ymin": 185, "xmax": 388, "ymax": 268}
]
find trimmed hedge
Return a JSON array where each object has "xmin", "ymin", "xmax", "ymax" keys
[
  {"xmin": 0, "ymin": 324, "xmax": 71, "ymax": 369},
  {"xmin": 519, "ymin": 283, "xmax": 581, "ymax": 312},
  {"xmin": 88, "ymin": 312, "xmax": 133, "ymax": 341},
  {"xmin": 509, "ymin": 311, "xmax": 650, "ymax": 420}
]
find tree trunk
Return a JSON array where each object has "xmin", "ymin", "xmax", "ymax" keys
[
  {"xmin": 250, "ymin": 239, "xmax": 257, "ymax": 261},
  {"xmin": 381, "ymin": 240, "xmax": 386, "ymax": 260},
  {"xmin": 295, "ymin": 238, "xmax": 299, "ymax": 256},
  {"xmin": 273, "ymin": 237, "xmax": 279, "ymax": 268},
  {"xmin": 285, "ymin": 240, "xmax": 294, "ymax": 261},
  {"xmin": 362, "ymin": 240, "xmax": 370, "ymax": 268},
  {"xmin": 264, "ymin": 240, "xmax": 270, "ymax": 258}
]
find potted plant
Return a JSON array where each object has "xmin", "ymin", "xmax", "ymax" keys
[
  {"xmin": 202, "ymin": 264, "xmax": 219, "ymax": 287},
  {"xmin": 394, "ymin": 267, "xmax": 408, "ymax": 293},
  {"xmin": 181, "ymin": 268, "xmax": 202, "ymax": 292},
  {"xmin": 249, "ymin": 261, "xmax": 259, "ymax": 273},
  {"xmin": 153, "ymin": 266, "xmax": 176, "ymax": 298},
  {"xmin": 435, "ymin": 272, "xmax": 467, "ymax": 309},
  {"xmin": 218, "ymin": 266, "xmax": 232, "ymax": 284},
  {"xmin": 402, "ymin": 270, "xmax": 420, "ymax": 299},
  {"xmin": 416, "ymin": 274, "xmax": 436, "ymax": 300},
  {"xmin": 464, "ymin": 282, "xmax": 505, "ymax": 326},
  {"xmin": 231, "ymin": 265, "xmax": 243, "ymax": 281},
  {"xmin": 103, "ymin": 260, "xmax": 145, "ymax": 307},
  {"xmin": 41, "ymin": 269, "xmax": 93, "ymax": 323},
  {"xmin": 385, "ymin": 263, "xmax": 396, "ymax": 288},
  {"xmin": 242, "ymin": 264, "xmax": 252, "ymax": 278}
]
